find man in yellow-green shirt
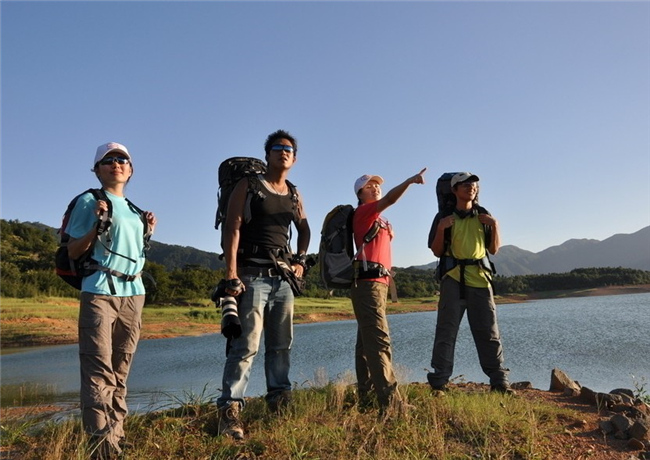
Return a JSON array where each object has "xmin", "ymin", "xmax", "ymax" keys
[{"xmin": 426, "ymin": 172, "xmax": 513, "ymax": 394}]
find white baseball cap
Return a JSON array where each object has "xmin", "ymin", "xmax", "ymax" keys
[
  {"xmin": 450, "ymin": 172, "xmax": 479, "ymax": 188},
  {"xmin": 354, "ymin": 174, "xmax": 384, "ymax": 195},
  {"xmin": 94, "ymin": 142, "xmax": 131, "ymax": 166}
]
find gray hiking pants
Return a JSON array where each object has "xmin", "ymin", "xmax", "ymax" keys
[
  {"xmin": 429, "ymin": 277, "xmax": 509, "ymax": 387},
  {"xmin": 79, "ymin": 293, "xmax": 144, "ymax": 450}
]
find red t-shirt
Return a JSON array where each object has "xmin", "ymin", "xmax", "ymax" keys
[{"xmin": 353, "ymin": 201, "xmax": 392, "ymax": 284}]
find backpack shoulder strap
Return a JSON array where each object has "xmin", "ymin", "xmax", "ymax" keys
[
  {"xmin": 285, "ymin": 179, "xmax": 301, "ymax": 224},
  {"xmin": 243, "ymin": 175, "xmax": 267, "ymax": 224},
  {"xmin": 474, "ymin": 205, "xmax": 492, "ymax": 246},
  {"xmin": 124, "ymin": 197, "xmax": 153, "ymax": 247},
  {"xmin": 91, "ymin": 188, "xmax": 111, "ymax": 214},
  {"xmin": 439, "ymin": 208, "xmax": 454, "ymax": 254}
]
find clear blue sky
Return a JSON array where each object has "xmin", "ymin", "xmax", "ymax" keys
[{"xmin": 2, "ymin": 1, "xmax": 649, "ymax": 268}]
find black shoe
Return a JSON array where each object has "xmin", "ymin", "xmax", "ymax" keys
[
  {"xmin": 491, "ymin": 383, "xmax": 516, "ymax": 395},
  {"xmin": 267, "ymin": 390, "xmax": 292, "ymax": 413},
  {"xmin": 90, "ymin": 439, "xmax": 121, "ymax": 460},
  {"xmin": 356, "ymin": 389, "xmax": 375, "ymax": 411},
  {"xmin": 427, "ymin": 373, "xmax": 448, "ymax": 392}
]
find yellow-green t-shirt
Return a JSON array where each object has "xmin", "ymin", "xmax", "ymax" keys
[{"xmin": 445, "ymin": 214, "xmax": 491, "ymax": 288}]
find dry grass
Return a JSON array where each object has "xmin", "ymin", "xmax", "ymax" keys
[{"xmin": 2, "ymin": 381, "xmax": 634, "ymax": 460}]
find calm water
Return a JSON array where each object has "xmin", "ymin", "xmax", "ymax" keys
[{"xmin": 2, "ymin": 292, "xmax": 649, "ymax": 413}]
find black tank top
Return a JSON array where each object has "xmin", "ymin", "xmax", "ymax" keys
[{"xmin": 239, "ymin": 181, "xmax": 294, "ymax": 251}]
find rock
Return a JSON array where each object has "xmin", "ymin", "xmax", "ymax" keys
[
  {"xmin": 612, "ymin": 404, "xmax": 633, "ymax": 413},
  {"xmin": 611, "ymin": 388, "xmax": 636, "ymax": 400},
  {"xmin": 629, "ymin": 419, "xmax": 650, "ymax": 441},
  {"xmin": 627, "ymin": 437, "xmax": 646, "ymax": 450},
  {"xmin": 564, "ymin": 386, "xmax": 581, "ymax": 397},
  {"xmin": 611, "ymin": 414, "xmax": 633, "ymax": 433},
  {"xmin": 580, "ymin": 387, "xmax": 597, "ymax": 405},
  {"xmin": 550, "ymin": 368, "xmax": 581, "ymax": 393},
  {"xmin": 636, "ymin": 402, "xmax": 650, "ymax": 417},
  {"xmin": 511, "ymin": 381, "xmax": 533, "ymax": 390},
  {"xmin": 600, "ymin": 420, "xmax": 614, "ymax": 434}
]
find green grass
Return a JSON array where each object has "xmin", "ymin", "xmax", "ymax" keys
[
  {"xmin": 0, "ymin": 297, "xmax": 81, "ymax": 321},
  {"xmin": 0, "ymin": 296, "xmax": 440, "ymax": 348},
  {"xmin": 1, "ymin": 383, "xmax": 580, "ymax": 460}
]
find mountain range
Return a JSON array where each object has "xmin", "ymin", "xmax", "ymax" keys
[
  {"xmin": 412, "ymin": 226, "xmax": 650, "ymax": 276},
  {"xmin": 27, "ymin": 220, "xmax": 650, "ymax": 276}
]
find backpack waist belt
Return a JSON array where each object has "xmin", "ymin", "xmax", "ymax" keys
[
  {"xmin": 353, "ymin": 260, "xmax": 390, "ymax": 280},
  {"xmin": 86, "ymin": 263, "xmax": 148, "ymax": 296},
  {"xmin": 445, "ymin": 256, "xmax": 493, "ymax": 300}
]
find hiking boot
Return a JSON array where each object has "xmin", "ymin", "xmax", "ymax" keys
[
  {"xmin": 491, "ymin": 383, "xmax": 516, "ymax": 396},
  {"xmin": 219, "ymin": 402, "xmax": 244, "ymax": 440},
  {"xmin": 379, "ymin": 395, "xmax": 415, "ymax": 420},
  {"xmin": 266, "ymin": 390, "xmax": 292, "ymax": 413},
  {"xmin": 89, "ymin": 438, "xmax": 121, "ymax": 460},
  {"xmin": 426, "ymin": 373, "xmax": 448, "ymax": 392}
]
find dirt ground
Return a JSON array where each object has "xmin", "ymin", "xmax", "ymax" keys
[{"xmin": 508, "ymin": 387, "xmax": 645, "ymax": 460}]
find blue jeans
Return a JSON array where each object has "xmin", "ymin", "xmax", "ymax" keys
[{"xmin": 217, "ymin": 275, "xmax": 294, "ymax": 407}]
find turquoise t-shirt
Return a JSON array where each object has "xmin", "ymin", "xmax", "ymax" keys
[{"xmin": 66, "ymin": 190, "xmax": 146, "ymax": 296}]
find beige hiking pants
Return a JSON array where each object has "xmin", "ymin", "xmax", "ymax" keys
[{"xmin": 79, "ymin": 293, "xmax": 144, "ymax": 450}]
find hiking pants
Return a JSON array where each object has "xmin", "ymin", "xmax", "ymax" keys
[
  {"xmin": 79, "ymin": 293, "xmax": 144, "ymax": 451},
  {"xmin": 429, "ymin": 277, "xmax": 509, "ymax": 387},
  {"xmin": 217, "ymin": 274, "xmax": 294, "ymax": 408},
  {"xmin": 351, "ymin": 280, "xmax": 398, "ymax": 408}
]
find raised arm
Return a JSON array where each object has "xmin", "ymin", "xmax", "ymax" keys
[{"xmin": 375, "ymin": 168, "xmax": 427, "ymax": 214}]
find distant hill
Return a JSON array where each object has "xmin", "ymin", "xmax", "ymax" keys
[
  {"xmin": 17, "ymin": 221, "xmax": 650, "ymax": 276},
  {"xmin": 147, "ymin": 241, "xmax": 225, "ymax": 271},
  {"xmin": 411, "ymin": 226, "xmax": 650, "ymax": 276},
  {"xmin": 23, "ymin": 221, "xmax": 225, "ymax": 272}
]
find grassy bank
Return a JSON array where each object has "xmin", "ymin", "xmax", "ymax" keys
[
  {"xmin": 0, "ymin": 296, "xmax": 441, "ymax": 349},
  {"xmin": 2, "ymin": 284, "xmax": 650, "ymax": 348},
  {"xmin": 0, "ymin": 381, "xmax": 613, "ymax": 460}
]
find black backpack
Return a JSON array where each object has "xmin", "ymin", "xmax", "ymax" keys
[
  {"xmin": 214, "ymin": 157, "xmax": 268, "ymax": 231},
  {"xmin": 435, "ymin": 171, "xmax": 461, "ymax": 213},
  {"xmin": 319, "ymin": 204, "xmax": 381, "ymax": 289},
  {"xmin": 55, "ymin": 188, "xmax": 151, "ymax": 293},
  {"xmin": 431, "ymin": 173, "xmax": 496, "ymax": 285},
  {"xmin": 214, "ymin": 157, "xmax": 300, "ymax": 251}
]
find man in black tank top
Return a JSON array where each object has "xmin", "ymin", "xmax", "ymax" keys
[{"xmin": 216, "ymin": 130, "xmax": 311, "ymax": 440}]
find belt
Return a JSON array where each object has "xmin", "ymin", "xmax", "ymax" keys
[{"xmin": 238, "ymin": 266, "xmax": 280, "ymax": 277}]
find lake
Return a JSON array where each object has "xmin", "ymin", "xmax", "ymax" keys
[{"xmin": 1, "ymin": 292, "xmax": 649, "ymax": 413}]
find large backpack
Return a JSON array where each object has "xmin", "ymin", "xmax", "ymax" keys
[
  {"xmin": 214, "ymin": 157, "xmax": 268, "ymax": 231},
  {"xmin": 318, "ymin": 204, "xmax": 381, "ymax": 289},
  {"xmin": 435, "ymin": 171, "xmax": 460, "ymax": 213},
  {"xmin": 432, "ymin": 173, "xmax": 496, "ymax": 289},
  {"xmin": 55, "ymin": 188, "xmax": 151, "ymax": 294},
  {"xmin": 214, "ymin": 156, "xmax": 300, "ymax": 252},
  {"xmin": 319, "ymin": 205, "xmax": 356, "ymax": 289}
]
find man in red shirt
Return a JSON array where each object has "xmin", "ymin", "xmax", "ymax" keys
[{"xmin": 351, "ymin": 168, "xmax": 426, "ymax": 413}]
